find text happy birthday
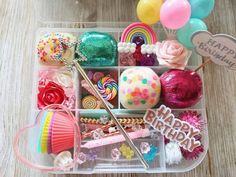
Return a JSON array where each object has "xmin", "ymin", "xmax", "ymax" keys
[
  {"xmin": 144, "ymin": 105, "xmax": 201, "ymax": 152},
  {"xmin": 198, "ymin": 38, "xmax": 236, "ymax": 68}
]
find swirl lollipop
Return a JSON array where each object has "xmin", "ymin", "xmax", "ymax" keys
[
  {"xmin": 82, "ymin": 95, "xmax": 100, "ymax": 109},
  {"xmin": 97, "ymin": 76, "xmax": 118, "ymax": 101}
]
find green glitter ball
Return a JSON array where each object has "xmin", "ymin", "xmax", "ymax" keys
[{"xmin": 76, "ymin": 32, "xmax": 117, "ymax": 67}]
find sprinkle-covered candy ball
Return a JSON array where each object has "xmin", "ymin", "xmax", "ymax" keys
[
  {"xmin": 37, "ymin": 33, "xmax": 76, "ymax": 65},
  {"xmin": 120, "ymin": 67, "xmax": 161, "ymax": 109},
  {"xmin": 160, "ymin": 69, "xmax": 203, "ymax": 108}
]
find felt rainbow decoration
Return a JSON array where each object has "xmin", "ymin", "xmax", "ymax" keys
[{"xmin": 120, "ymin": 22, "xmax": 157, "ymax": 44}]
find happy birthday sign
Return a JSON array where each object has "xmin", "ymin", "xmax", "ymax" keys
[
  {"xmin": 144, "ymin": 105, "xmax": 201, "ymax": 152},
  {"xmin": 192, "ymin": 31, "xmax": 236, "ymax": 70}
]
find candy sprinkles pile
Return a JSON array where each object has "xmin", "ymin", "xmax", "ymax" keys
[{"xmin": 15, "ymin": 0, "xmax": 221, "ymax": 173}]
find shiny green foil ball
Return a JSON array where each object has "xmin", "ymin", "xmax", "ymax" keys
[{"xmin": 76, "ymin": 32, "xmax": 117, "ymax": 67}]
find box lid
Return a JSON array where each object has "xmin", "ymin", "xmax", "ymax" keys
[{"xmin": 35, "ymin": 0, "xmax": 138, "ymax": 24}]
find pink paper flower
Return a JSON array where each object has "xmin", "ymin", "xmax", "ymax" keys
[{"xmin": 156, "ymin": 40, "xmax": 189, "ymax": 70}]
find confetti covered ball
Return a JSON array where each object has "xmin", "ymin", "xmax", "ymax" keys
[{"xmin": 120, "ymin": 67, "xmax": 161, "ymax": 109}]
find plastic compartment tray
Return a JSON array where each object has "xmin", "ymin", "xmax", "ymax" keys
[{"xmin": 25, "ymin": 25, "xmax": 208, "ymax": 174}]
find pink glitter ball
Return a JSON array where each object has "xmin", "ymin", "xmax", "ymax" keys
[
  {"xmin": 181, "ymin": 145, "xmax": 204, "ymax": 160},
  {"xmin": 178, "ymin": 111, "xmax": 205, "ymax": 131},
  {"xmin": 160, "ymin": 69, "xmax": 203, "ymax": 108}
]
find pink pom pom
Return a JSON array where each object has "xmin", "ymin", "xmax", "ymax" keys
[
  {"xmin": 178, "ymin": 111, "xmax": 205, "ymax": 131},
  {"xmin": 181, "ymin": 145, "xmax": 204, "ymax": 160}
]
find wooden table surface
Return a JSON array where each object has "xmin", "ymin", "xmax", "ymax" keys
[{"xmin": 0, "ymin": 0, "xmax": 235, "ymax": 177}]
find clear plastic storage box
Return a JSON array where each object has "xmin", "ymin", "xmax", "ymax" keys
[{"xmin": 16, "ymin": 0, "xmax": 209, "ymax": 174}]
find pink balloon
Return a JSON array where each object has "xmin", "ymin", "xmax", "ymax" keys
[{"xmin": 160, "ymin": 0, "xmax": 191, "ymax": 30}]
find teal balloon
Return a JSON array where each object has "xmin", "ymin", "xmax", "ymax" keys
[
  {"xmin": 177, "ymin": 18, "xmax": 208, "ymax": 48},
  {"xmin": 190, "ymin": 0, "xmax": 215, "ymax": 19}
]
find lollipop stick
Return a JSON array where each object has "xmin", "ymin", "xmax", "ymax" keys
[
  {"xmin": 195, "ymin": 58, "xmax": 212, "ymax": 72},
  {"xmin": 72, "ymin": 60, "xmax": 149, "ymax": 169}
]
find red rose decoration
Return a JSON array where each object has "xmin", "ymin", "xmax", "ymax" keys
[{"xmin": 38, "ymin": 81, "xmax": 67, "ymax": 108}]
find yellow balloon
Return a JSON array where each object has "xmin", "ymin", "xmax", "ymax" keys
[{"xmin": 137, "ymin": 0, "xmax": 163, "ymax": 25}]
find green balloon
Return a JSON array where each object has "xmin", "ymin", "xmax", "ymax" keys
[{"xmin": 177, "ymin": 18, "xmax": 208, "ymax": 48}]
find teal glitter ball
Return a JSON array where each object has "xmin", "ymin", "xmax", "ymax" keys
[{"xmin": 76, "ymin": 32, "xmax": 117, "ymax": 67}]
